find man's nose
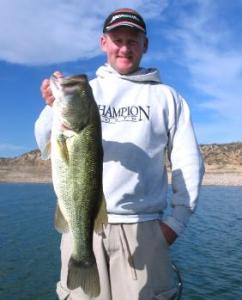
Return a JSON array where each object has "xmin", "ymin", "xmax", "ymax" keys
[{"xmin": 119, "ymin": 43, "xmax": 130, "ymax": 52}]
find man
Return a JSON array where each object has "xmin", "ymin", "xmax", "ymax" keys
[{"xmin": 35, "ymin": 8, "xmax": 204, "ymax": 300}]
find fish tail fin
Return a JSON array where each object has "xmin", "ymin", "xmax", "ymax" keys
[
  {"xmin": 54, "ymin": 202, "xmax": 69, "ymax": 233},
  {"xmin": 94, "ymin": 192, "xmax": 108, "ymax": 233},
  {"xmin": 67, "ymin": 257, "xmax": 100, "ymax": 297}
]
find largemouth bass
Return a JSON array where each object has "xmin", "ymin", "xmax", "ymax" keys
[{"xmin": 49, "ymin": 73, "xmax": 107, "ymax": 297}]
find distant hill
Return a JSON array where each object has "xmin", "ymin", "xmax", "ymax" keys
[
  {"xmin": 200, "ymin": 143, "xmax": 242, "ymax": 166},
  {"xmin": 0, "ymin": 143, "xmax": 242, "ymax": 183},
  {"xmin": 0, "ymin": 150, "xmax": 51, "ymax": 183}
]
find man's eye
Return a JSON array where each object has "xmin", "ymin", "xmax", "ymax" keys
[{"xmin": 129, "ymin": 40, "xmax": 138, "ymax": 45}]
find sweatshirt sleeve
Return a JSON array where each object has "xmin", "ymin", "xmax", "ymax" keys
[
  {"xmin": 34, "ymin": 105, "xmax": 53, "ymax": 159},
  {"xmin": 163, "ymin": 88, "xmax": 205, "ymax": 235}
]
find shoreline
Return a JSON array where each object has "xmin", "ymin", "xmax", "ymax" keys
[
  {"xmin": 1, "ymin": 171, "xmax": 241, "ymax": 187},
  {"xmin": 1, "ymin": 144, "xmax": 241, "ymax": 186},
  {"xmin": 201, "ymin": 172, "xmax": 241, "ymax": 187}
]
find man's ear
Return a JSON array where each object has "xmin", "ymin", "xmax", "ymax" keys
[
  {"xmin": 100, "ymin": 35, "xmax": 107, "ymax": 52},
  {"xmin": 143, "ymin": 37, "xmax": 149, "ymax": 54}
]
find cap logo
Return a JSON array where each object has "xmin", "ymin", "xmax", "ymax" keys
[{"xmin": 111, "ymin": 14, "xmax": 140, "ymax": 22}]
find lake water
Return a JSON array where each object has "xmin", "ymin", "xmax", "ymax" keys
[{"xmin": 0, "ymin": 183, "xmax": 242, "ymax": 300}]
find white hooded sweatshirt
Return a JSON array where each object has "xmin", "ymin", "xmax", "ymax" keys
[{"xmin": 35, "ymin": 64, "xmax": 204, "ymax": 235}]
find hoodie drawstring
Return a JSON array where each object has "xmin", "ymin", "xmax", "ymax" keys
[{"xmin": 119, "ymin": 224, "xmax": 137, "ymax": 280}]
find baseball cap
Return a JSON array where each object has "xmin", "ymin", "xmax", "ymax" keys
[{"xmin": 103, "ymin": 8, "xmax": 146, "ymax": 34}]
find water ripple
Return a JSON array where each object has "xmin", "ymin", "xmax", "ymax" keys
[{"xmin": 1, "ymin": 184, "xmax": 242, "ymax": 299}]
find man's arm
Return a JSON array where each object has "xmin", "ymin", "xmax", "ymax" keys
[
  {"xmin": 34, "ymin": 105, "xmax": 53, "ymax": 159},
  {"xmin": 163, "ymin": 88, "xmax": 205, "ymax": 237},
  {"xmin": 35, "ymin": 71, "xmax": 63, "ymax": 159}
]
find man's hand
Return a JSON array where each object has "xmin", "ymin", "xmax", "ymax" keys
[
  {"xmin": 40, "ymin": 71, "xmax": 63, "ymax": 106},
  {"xmin": 159, "ymin": 222, "xmax": 177, "ymax": 245}
]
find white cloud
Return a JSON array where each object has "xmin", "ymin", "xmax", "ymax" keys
[
  {"xmin": 161, "ymin": 0, "xmax": 242, "ymax": 142},
  {"xmin": 0, "ymin": 0, "xmax": 167, "ymax": 65},
  {"xmin": 0, "ymin": 143, "xmax": 26, "ymax": 151},
  {"xmin": 0, "ymin": 142, "xmax": 30, "ymax": 157}
]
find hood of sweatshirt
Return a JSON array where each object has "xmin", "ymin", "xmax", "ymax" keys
[{"xmin": 96, "ymin": 63, "xmax": 161, "ymax": 83}]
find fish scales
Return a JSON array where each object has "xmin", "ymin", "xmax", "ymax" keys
[
  {"xmin": 49, "ymin": 74, "xmax": 106, "ymax": 297},
  {"xmin": 54, "ymin": 127, "xmax": 102, "ymax": 260}
]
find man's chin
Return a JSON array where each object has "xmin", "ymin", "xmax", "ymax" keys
[{"xmin": 115, "ymin": 64, "xmax": 138, "ymax": 75}]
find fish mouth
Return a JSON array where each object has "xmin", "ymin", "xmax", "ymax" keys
[
  {"xmin": 50, "ymin": 74, "xmax": 89, "ymax": 93},
  {"xmin": 61, "ymin": 75, "xmax": 88, "ymax": 88}
]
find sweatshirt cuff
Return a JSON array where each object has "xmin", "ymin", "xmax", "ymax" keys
[{"xmin": 163, "ymin": 206, "xmax": 192, "ymax": 236}]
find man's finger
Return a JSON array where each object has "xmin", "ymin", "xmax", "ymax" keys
[{"xmin": 53, "ymin": 71, "xmax": 64, "ymax": 78}]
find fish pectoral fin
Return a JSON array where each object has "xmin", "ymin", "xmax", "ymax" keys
[
  {"xmin": 56, "ymin": 135, "xmax": 69, "ymax": 164},
  {"xmin": 67, "ymin": 257, "xmax": 100, "ymax": 297},
  {"xmin": 54, "ymin": 202, "xmax": 69, "ymax": 233},
  {"xmin": 94, "ymin": 193, "xmax": 108, "ymax": 233},
  {"xmin": 42, "ymin": 141, "xmax": 51, "ymax": 159}
]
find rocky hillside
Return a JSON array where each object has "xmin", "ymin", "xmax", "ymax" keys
[
  {"xmin": 0, "ymin": 150, "xmax": 51, "ymax": 183},
  {"xmin": 201, "ymin": 143, "xmax": 242, "ymax": 166},
  {"xmin": 0, "ymin": 143, "xmax": 241, "ymax": 183}
]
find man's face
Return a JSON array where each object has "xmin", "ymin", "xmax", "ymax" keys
[{"xmin": 100, "ymin": 27, "xmax": 148, "ymax": 75}]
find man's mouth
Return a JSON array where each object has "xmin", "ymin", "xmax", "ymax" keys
[{"xmin": 118, "ymin": 56, "xmax": 132, "ymax": 61}]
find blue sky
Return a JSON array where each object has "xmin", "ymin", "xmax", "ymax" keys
[{"xmin": 1, "ymin": 0, "xmax": 242, "ymax": 157}]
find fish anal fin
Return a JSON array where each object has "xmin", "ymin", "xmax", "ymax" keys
[
  {"xmin": 54, "ymin": 202, "xmax": 69, "ymax": 233},
  {"xmin": 94, "ymin": 193, "xmax": 108, "ymax": 233},
  {"xmin": 67, "ymin": 257, "xmax": 100, "ymax": 297}
]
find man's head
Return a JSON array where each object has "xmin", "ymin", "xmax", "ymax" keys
[{"xmin": 101, "ymin": 8, "xmax": 148, "ymax": 75}]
